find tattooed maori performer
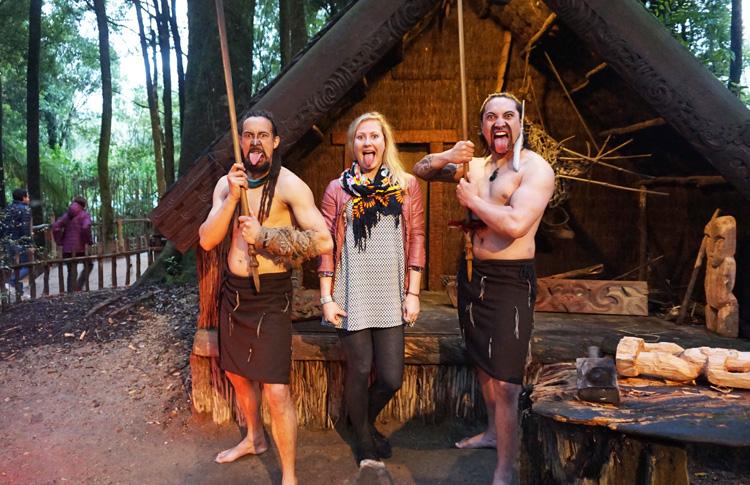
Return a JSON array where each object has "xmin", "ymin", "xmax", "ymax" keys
[
  {"xmin": 199, "ymin": 111, "xmax": 333, "ymax": 485},
  {"xmin": 413, "ymin": 93, "xmax": 554, "ymax": 484}
]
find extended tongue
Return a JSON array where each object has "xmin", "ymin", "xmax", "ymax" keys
[
  {"xmin": 493, "ymin": 136, "xmax": 510, "ymax": 154},
  {"xmin": 249, "ymin": 152, "xmax": 262, "ymax": 165},
  {"xmin": 363, "ymin": 153, "xmax": 374, "ymax": 165}
]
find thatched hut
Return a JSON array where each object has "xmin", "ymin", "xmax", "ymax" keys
[{"xmin": 152, "ymin": 0, "xmax": 750, "ymax": 426}]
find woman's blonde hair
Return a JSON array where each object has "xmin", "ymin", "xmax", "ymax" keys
[{"xmin": 345, "ymin": 112, "xmax": 410, "ymax": 189}]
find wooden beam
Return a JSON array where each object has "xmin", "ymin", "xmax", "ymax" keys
[
  {"xmin": 641, "ymin": 175, "xmax": 728, "ymax": 188},
  {"xmin": 570, "ymin": 62, "xmax": 608, "ymax": 94},
  {"xmin": 598, "ymin": 117, "xmax": 666, "ymax": 137},
  {"xmin": 536, "ymin": 279, "xmax": 648, "ymax": 316},
  {"xmin": 522, "ymin": 13, "xmax": 557, "ymax": 55},
  {"xmin": 495, "ymin": 30, "xmax": 512, "ymax": 92},
  {"xmin": 331, "ymin": 129, "xmax": 461, "ymax": 146}
]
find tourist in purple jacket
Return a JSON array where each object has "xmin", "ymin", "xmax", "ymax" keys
[{"xmin": 52, "ymin": 196, "xmax": 93, "ymax": 291}]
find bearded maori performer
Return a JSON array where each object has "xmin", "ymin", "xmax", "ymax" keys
[
  {"xmin": 199, "ymin": 111, "xmax": 333, "ymax": 485},
  {"xmin": 413, "ymin": 92, "xmax": 555, "ymax": 484}
]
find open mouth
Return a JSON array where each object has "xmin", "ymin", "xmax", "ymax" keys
[
  {"xmin": 361, "ymin": 149, "xmax": 377, "ymax": 165},
  {"xmin": 492, "ymin": 126, "xmax": 511, "ymax": 154},
  {"xmin": 247, "ymin": 147, "xmax": 265, "ymax": 165}
]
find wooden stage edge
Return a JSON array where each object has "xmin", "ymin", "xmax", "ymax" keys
[{"xmin": 291, "ymin": 291, "xmax": 750, "ymax": 365}]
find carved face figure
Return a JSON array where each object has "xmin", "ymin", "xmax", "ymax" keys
[
  {"xmin": 241, "ymin": 116, "xmax": 280, "ymax": 177},
  {"xmin": 353, "ymin": 119, "xmax": 386, "ymax": 178},
  {"xmin": 481, "ymin": 96, "xmax": 521, "ymax": 158},
  {"xmin": 705, "ymin": 216, "xmax": 737, "ymax": 268}
]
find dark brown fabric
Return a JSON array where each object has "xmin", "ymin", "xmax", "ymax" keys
[
  {"xmin": 457, "ymin": 259, "xmax": 536, "ymax": 385},
  {"xmin": 219, "ymin": 271, "xmax": 293, "ymax": 384}
]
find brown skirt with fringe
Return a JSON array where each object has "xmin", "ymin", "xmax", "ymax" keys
[
  {"xmin": 457, "ymin": 259, "xmax": 536, "ymax": 385},
  {"xmin": 219, "ymin": 271, "xmax": 293, "ymax": 384}
]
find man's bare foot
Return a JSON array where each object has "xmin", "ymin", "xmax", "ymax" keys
[
  {"xmin": 215, "ymin": 435, "xmax": 268, "ymax": 463},
  {"xmin": 454, "ymin": 431, "xmax": 496, "ymax": 449}
]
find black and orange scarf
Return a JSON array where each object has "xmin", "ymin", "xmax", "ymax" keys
[{"xmin": 339, "ymin": 161, "xmax": 403, "ymax": 250}]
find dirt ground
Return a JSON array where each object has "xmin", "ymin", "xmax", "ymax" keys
[
  {"xmin": 0, "ymin": 285, "xmax": 746, "ymax": 484},
  {"xmin": 0, "ymin": 285, "xmax": 497, "ymax": 484}
]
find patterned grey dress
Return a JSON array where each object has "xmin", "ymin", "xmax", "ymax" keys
[{"xmin": 331, "ymin": 201, "xmax": 405, "ymax": 331}]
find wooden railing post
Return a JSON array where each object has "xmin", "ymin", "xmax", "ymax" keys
[
  {"xmin": 111, "ymin": 252, "xmax": 118, "ymax": 288},
  {"xmin": 43, "ymin": 263, "xmax": 50, "ymax": 296},
  {"xmin": 28, "ymin": 248, "xmax": 36, "ymax": 300},
  {"xmin": 125, "ymin": 238, "xmax": 132, "ymax": 286}
]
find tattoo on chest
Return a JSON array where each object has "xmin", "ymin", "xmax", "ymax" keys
[{"xmin": 489, "ymin": 167, "xmax": 499, "ymax": 182}]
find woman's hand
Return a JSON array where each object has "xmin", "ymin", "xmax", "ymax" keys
[
  {"xmin": 402, "ymin": 293, "xmax": 420, "ymax": 326},
  {"xmin": 322, "ymin": 301, "xmax": 347, "ymax": 328}
]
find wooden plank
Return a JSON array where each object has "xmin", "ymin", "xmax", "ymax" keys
[
  {"xmin": 330, "ymin": 129, "xmax": 460, "ymax": 146},
  {"xmin": 111, "ymin": 255, "xmax": 118, "ymax": 288},
  {"xmin": 43, "ymin": 264, "xmax": 50, "ymax": 296},
  {"xmin": 535, "ymin": 279, "xmax": 648, "ymax": 316},
  {"xmin": 57, "ymin": 262, "xmax": 65, "ymax": 294}
]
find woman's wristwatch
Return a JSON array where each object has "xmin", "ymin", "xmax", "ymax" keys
[{"xmin": 320, "ymin": 295, "xmax": 334, "ymax": 305}]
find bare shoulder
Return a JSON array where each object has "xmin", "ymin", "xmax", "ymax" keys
[
  {"xmin": 214, "ymin": 175, "xmax": 229, "ymax": 195},
  {"xmin": 277, "ymin": 167, "xmax": 314, "ymax": 199},
  {"xmin": 522, "ymin": 149, "xmax": 555, "ymax": 181}
]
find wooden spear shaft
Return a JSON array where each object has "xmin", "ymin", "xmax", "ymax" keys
[
  {"xmin": 214, "ymin": 0, "xmax": 261, "ymax": 292},
  {"xmin": 457, "ymin": 0, "xmax": 473, "ymax": 281}
]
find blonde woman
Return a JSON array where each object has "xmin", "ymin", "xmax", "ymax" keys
[{"xmin": 318, "ymin": 112, "xmax": 425, "ymax": 466}]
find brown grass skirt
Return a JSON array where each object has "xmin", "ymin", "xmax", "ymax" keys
[
  {"xmin": 219, "ymin": 271, "xmax": 293, "ymax": 384},
  {"xmin": 457, "ymin": 259, "xmax": 536, "ymax": 385}
]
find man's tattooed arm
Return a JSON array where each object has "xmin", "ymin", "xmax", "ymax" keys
[{"xmin": 413, "ymin": 154, "xmax": 462, "ymax": 182}]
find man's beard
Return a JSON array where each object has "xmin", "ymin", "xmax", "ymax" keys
[{"xmin": 243, "ymin": 149, "xmax": 272, "ymax": 178}]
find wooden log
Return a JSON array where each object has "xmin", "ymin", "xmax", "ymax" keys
[
  {"xmin": 706, "ymin": 351, "xmax": 750, "ymax": 389},
  {"xmin": 598, "ymin": 117, "xmax": 666, "ymax": 137},
  {"xmin": 615, "ymin": 336, "xmax": 700, "ymax": 382},
  {"xmin": 522, "ymin": 414, "xmax": 689, "ymax": 485},
  {"xmin": 495, "ymin": 30, "xmax": 512, "ymax": 92},
  {"xmin": 535, "ymin": 279, "xmax": 648, "ymax": 316}
]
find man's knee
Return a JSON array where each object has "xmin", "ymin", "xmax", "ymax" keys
[
  {"xmin": 492, "ymin": 379, "xmax": 521, "ymax": 402},
  {"xmin": 263, "ymin": 383, "xmax": 292, "ymax": 407}
]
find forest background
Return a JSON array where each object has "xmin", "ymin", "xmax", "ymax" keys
[{"xmin": 0, "ymin": 0, "xmax": 746, "ymax": 253}]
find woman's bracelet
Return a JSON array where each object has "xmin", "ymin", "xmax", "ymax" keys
[{"xmin": 407, "ymin": 291, "xmax": 420, "ymax": 297}]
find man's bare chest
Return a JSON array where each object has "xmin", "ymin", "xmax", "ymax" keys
[{"xmin": 477, "ymin": 166, "xmax": 521, "ymax": 206}]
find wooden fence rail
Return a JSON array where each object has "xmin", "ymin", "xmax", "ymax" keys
[{"xmin": 0, "ymin": 244, "xmax": 161, "ymax": 309}]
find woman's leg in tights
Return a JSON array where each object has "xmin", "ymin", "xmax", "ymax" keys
[
  {"xmin": 338, "ymin": 328, "xmax": 376, "ymax": 455},
  {"xmin": 368, "ymin": 325, "xmax": 405, "ymax": 426}
]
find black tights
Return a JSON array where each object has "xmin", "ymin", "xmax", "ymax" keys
[{"xmin": 338, "ymin": 325, "xmax": 404, "ymax": 449}]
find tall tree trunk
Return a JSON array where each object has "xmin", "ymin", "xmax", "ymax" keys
[
  {"xmin": 135, "ymin": 0, "xmax": 166, "ymax": 196},
  {"xmin": 0, "ymin": 75, "xmax": 5, "ymax": 209},
  {"xmin": 27, "ymin": 0, "xmax": 42, "ymax": 230},
  {"xmin": 729, "ymin": 0, "xmax": 743, "ymax": 95},
  {"xmin": 155, "ymin": 0, "xmax": 175, "ymax": 187},
  {"xmin": 94, "ymin": 0, "xmax": 114, "ymax": 248},
  {"xmin": 279, "ymin": 0, "xmax": 307, "ymax": 67},
  {"xmin": 178, "ymin": 0, "xmax": 254, "ymax": 177},
  {"xmin": 169, "ymin": 0, "xmax": 186, "ymax": 134}
]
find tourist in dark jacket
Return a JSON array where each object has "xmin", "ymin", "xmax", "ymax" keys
[
  {"xmin": 52, "ymin": 196, "xmax": 93, "ymax": 291},
  {"xmin": 2, "ymin": 188, "xmax": 32, "ymax": 289}
]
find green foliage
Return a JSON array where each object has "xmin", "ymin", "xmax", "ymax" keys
[{"xmin": 644, "ymin": 0, "xmax": 735, "ymax": 81}]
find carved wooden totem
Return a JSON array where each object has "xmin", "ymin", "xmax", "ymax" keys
[{"xmin": 704, "ymin": 215, "xmax": 739, "ymax": 337}]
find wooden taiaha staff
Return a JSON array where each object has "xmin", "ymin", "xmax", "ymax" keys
[
  {"xmin": 214, "ymin": 0, "xmax": 261, "ymax": 292},
  {"xmin": 457, "ymin": 0, "xmax": 473, "ymax": 281}
]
